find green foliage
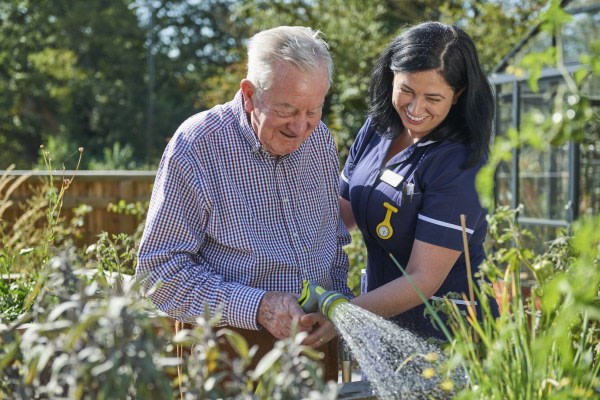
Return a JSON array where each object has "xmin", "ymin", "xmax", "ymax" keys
[
  {"xmin": 91, "ymin": 232, "xmax": 139, "ymax": 276},
  {"xmin": 1, "ymin": 155, "xmax": 335, "ymax": 399},
  {"xmin": 0, "ymin": 273, "xmax": 33, "ymax": 324},
  {"xmin": 445, "ymin": 210, "xmax": 600, "ymax": 400},
  {"xmin": 435, "ymin": 0, "xmax": 548, "ymax": 74},
  {"xmin": 447, "ymin": 4, "xmax": 600, "ymax": 395},
  {"xmin": 344, "ymin": 229, "xmax": 367, "ymax": 296},
  {"xmin": 0, "ymin": 0, "xmax": 546, "ymax": 169},
  {"xmin": 1, "ymin": 254, "xmax": 177, "ymax": 399},
  {"xmin": 87, "ymin": 142, "xmax": 140, "ymax": 170},
  {"xmin": 0, "ymin": 252, "xmax": 337, "ymax": 399},
  {"xmin": 477, "ymin": 1, "xmax": 600, "ymax": 209},
  {"xmin": 251, "ymin": 331, "xmax": 337, "ymax": 400},
  {"xmin": 106, "ymin": 199, "xmax": 148, "ymax": 243}
]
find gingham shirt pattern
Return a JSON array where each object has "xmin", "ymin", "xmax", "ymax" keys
[{"xmin": 137, "ymin": 90, "xmax": 352, "ymax": 330}]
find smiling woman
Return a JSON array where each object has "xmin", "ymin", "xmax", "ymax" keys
[
  {"xmin": 339, "ymin": 21, "xmax": 497, "ymax": 341},
  {"xmin": 392, "ymin": 70, "xmax": 462, "ymax": 142}
]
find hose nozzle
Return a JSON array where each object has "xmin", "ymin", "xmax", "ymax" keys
[
  {"xmin": 318, "ymin": 290, "xmax": 349, "ymax": 320},
  {"xmin": 298, "ymin": 280, "xmax": 349, "ymax": 321}
]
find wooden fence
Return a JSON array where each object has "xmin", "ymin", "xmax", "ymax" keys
[{"xmin": 1, "ymin": 170, "xmax": 156, "ymax": 243}]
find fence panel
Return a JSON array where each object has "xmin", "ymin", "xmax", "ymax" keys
[{"xmin": 1, "ymin": 170, "xmax": 156, "ymax": 243}]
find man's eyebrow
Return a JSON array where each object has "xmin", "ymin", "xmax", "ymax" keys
[{"xmin": 272, "ymin": 102, "xmax": 324, "ymax": 111}]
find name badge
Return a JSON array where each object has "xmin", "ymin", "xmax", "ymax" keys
[{"xmin": 380, "ymin": 169, "xmax": 403, "ymax": 188}]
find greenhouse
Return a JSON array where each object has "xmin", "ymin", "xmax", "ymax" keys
[{"xmin": 489, "ymin": 0, "xmax": 600, "ymax": 245}]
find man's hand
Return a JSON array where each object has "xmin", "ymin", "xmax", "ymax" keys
[{"xmin": 257, "ymin": 291, "xmax": 307, "ymax": 339}]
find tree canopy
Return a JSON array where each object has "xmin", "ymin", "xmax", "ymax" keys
[{"xmin": 0, "ymin": 0, "xmax": 546, "ymax": 169}]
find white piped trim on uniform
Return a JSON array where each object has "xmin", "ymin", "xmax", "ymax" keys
[
  {"xmin": 431, "ymin": 296, "xmax": 478, "ymax": 306},
  {"xmin": 340, "ymin": 171, "xmax": 349, "ymax": 184},
  {"xmin": 418, "ymin": 214, "xmax": 474, "ymax": 234}
]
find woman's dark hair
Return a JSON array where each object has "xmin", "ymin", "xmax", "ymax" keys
[{"xmin": 369, "ymin": 21, "xmax": 494, "ymax": 167}]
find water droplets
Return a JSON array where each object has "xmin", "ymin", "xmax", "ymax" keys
[{"xmin": 332, "ymin": 303, "xmax": 464, "ymax": 399}]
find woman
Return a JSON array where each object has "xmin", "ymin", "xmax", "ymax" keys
[{"xmin": 339, "ymin": 21, "xmax": 498, "ymax": 339}]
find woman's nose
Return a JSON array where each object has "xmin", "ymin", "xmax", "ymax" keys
[{"xmin": 408, "ymin": 97, "xmax": 425, "ymax": 115}]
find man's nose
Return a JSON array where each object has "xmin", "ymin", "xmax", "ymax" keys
[{"xmin": 288, "ymin": 115, "xmax": 310, "ymax": 135}]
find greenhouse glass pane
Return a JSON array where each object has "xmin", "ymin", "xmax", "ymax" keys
[
  {"xmin": 509, "ymin": 30, "xmax": 553, "ymax": 68},
  {"xmin": 492, "ymin": 83, "xmax": 516, "ymax": 207},
  {"xmin": 518, "ymin": 144, "xmax": 570, "ymax": 220},
  {"xmin": 579, "ymin": 103, "xmax": 600, "ymax": 217},
  {"xmin": 562, "ymin": 9, "xmax": 600, "ymax": 64},
  {"xmin": 566, "ymin": 0, "xmax": 600, "ymax": 9},
  {"xmin": 517, "ymin": 78, "xmax": 571, "ymax": 221},
  {"xmin": 520, "ymin": 223, "xmax": 569, "ymax": 256}
]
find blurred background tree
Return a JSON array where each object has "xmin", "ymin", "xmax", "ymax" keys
[{"xmin": 0, "ymin": 0, "xmax": 546, "ymax": 170}]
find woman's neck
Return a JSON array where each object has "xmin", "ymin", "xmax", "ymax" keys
[{"xmin": 384, "ymin": 131, "xmax": 415, "ymax": 163}]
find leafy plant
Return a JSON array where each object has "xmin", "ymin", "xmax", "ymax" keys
[
  {"xmin": 0, "ymin": 252, "xmax": 177, "ymax": 399},
  {"xmin": 344, "ymin": 229, "xmax": 367, "ymax": 296},
  {"xmin": 1, "ymin": 151, "xmax": 336, "ymax": 399},
  {"xmin": 445, "ymin": 211, "xmax": 600, "ymax": 400},
  {"xmin": 89, "ymin": 232, "xmax": 139, "ymax": 276}
]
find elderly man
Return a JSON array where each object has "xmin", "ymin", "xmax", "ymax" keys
[{"xmin": 137, "ymin": 26, "xmax": 352, "ymax": 382}]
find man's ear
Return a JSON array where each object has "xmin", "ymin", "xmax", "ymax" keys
[{"xmin": 240, "ymin": 79, "xmax": 255, "ymax": 112}]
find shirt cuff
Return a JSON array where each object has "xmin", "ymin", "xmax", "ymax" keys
[{"xmin": 227, "ymin": 285, "xmax": 266, "ymax": 330}]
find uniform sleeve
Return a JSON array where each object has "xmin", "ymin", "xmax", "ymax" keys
[
  {"xmin": 415, "ymin": 146, "xmax": 486, "ymax": 252},
  {"xmin": 136, "ymin": 132, "xmax": 265, "ymax": 330}
]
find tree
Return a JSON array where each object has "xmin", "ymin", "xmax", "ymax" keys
[
  {"xmin": 0, "ymin": 0, "xmax": 551, "ymax": 169},
  {"xmin": 0, "ymin": 0, "xmax": 148, "ymax": 168}
]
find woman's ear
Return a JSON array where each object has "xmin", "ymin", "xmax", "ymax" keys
[
  {"xmin": 240, "ymin": 79, "xmax": 255, "ymax": 112},
  {"xmin": 453, "ymin": 87, "xmax": 466, "ymax": 104}
]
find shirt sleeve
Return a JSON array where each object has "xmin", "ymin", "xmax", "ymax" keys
[
  {"xmin": 137, "ymin": 133, "xmax": 265, "ymax": 330},
  {"xmin": 415, "ymin": 145, "xmax": 486, "ymax": 251},
  {"xmin": 321, "ymin": 134, "xmax": 353, "ymax": 299},
  {"xmin": 331, "ymin": 216, "xmax": 354, "ymax": 299},
  {"xmin": 339, "ymin": 118, "xmax": 377, "ymax": 201}
]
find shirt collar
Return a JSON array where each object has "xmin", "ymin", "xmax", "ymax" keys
[{"xmin": 234, "ymin": 90, "xmax": 263, "ymax": 154}]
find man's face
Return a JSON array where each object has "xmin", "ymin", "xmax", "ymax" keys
[{"xmin": 241, "ymin": 61, "xmax": 329, "ymax": 157}]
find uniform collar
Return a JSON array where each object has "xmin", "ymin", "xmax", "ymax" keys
[{"xmin": 417, "ymin": 139, "xmax": 437, "ymax": 147}]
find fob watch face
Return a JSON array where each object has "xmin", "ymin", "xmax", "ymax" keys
[{"xmin": 377, "ymin": 225, "xmax": 391, "ymax": 239}]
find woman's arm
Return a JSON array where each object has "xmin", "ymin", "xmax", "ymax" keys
[{"xmin": 351, "ymin": 239, "xmax": 460, "ymax": 318}]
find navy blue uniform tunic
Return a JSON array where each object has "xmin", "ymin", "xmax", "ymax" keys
[{"xmin": 340, "ymin": 117, "xmax": 495, "ymax": 339}]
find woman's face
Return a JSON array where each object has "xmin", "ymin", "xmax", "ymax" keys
[{"xmin": 391, "ymin": 69, "xmax": 460, "ymax": 139}]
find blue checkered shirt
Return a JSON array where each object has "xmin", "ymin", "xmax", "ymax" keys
[{"xmin": 137, "ymin": 90, "xmax": 352, "ymax": 330}]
